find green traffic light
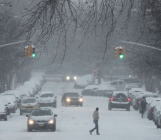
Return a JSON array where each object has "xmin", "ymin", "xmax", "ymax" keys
[
  {"xmin": 119, "ymin": 54, "xmax": 125, "ymax": 59},
  {"xmin": 32, "ymin": 53, "xmax": 36, "ymax": 58}
]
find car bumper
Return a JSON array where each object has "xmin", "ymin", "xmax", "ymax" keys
[
  {"xmin": 109, "ymin": 102, "xmax": 130, "ymax": 108},
  {"xmin": 28, "ymin": 123, "xmax": 55, "ymax": 130},
  {"xmin": 0, "ymin": 114, "xmax": 7, "ymax": 119},
  {"xmin": 64, "ymin": 101, "xmax": 83, "ymax": 106}
]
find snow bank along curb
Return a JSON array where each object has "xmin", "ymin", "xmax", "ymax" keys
[{"xmin": 0, "ymin": 72, "xmax": 45, "ymax": 99}]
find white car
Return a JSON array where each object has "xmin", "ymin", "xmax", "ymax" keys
[
  {"xmin": 38, "ymin": 92, "xmax": 57, "ymax": 108},
  {"xmin": 20, "ymin": 97, "xmax": 39, "ymax": 115},
  {"xmin": 0, "ymin": 104, "xmax": 8, "ymax": 121},
  {"xmin": 27, "ymin": 108, "xmax": 57, "ymax": 132},
  {"xmin": 1, "ymin": 95, "xmax": 17, "ymax": 113}
]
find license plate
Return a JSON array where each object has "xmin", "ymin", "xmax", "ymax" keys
[{"xmin": 38, "ymin": 123, "xmax": 45, "ymax": 126}]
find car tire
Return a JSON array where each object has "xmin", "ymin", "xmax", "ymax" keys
[
  {"xmin": 108, "ymin": 105, "xmax": 112, "ymax": 111},
  {"xmin": 27, "ymin": 127, "xmax": 32, "ymax": 132},
  {"xmin": 4, "ymin": 116, "xmax": 7, "ymax": 121},
  {"xmin": 156, "ymin": 123, "xmax": 160, "ymax": 128},
  {"xmin": 52, "ymin": 125, "xmax": 56, "ymax": 132},
  {"xmin": 127, "ymin": 106, "xmax": 130, "ymax": 111}
]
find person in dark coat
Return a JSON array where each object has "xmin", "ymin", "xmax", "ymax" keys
[
  {"xmin": 89, "ymin": 107, "xmax": 100, "ymax": 135},
  {"xmin": 140, "ymin": 96, "xmax": 147, "ymax": 118}
]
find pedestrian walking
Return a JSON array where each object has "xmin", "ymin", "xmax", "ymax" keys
[
  {"xmin": 89, "ymin": 107, "xmax": 100, "ymax": 135},
  {"xmin": 140, "ymin": 96, "xmax": 147, "ymax": 118}
]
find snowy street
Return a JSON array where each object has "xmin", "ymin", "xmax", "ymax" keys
[
  {"xmin": 1, "ymin": 1, "xmax": 161, "ymax": 140},
  {"xmin": 0, "ymin": 80, "xmax": 161, "ymax": 140}
]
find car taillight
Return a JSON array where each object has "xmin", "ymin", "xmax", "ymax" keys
[{"xmin": 127, "ymin": 98, "xmax": 132, "ymax": 102}]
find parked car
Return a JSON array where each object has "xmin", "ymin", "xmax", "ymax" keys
[
  {"xmin": 128, "ymin": 88, "xmax": 145, "ymax": 99},
  {"xmin": 146, "ymin": 97, "xmax": 161, "ymax": 120},
  {"xmin": 0, "ymin": 98, "xmax": 10, "ymax": 115},
  {"xmin": 153, "ymin": 102, "xmax": 161, "ymax": 128},
  {"xmin": 38, "ymin": 92, "xmax": 57, "ymax": 108},
  {"xmin": 82, "ymin": 85, "xmax": 99, "ymax": 96},
  {"xmin": 0, "ymin": 103, "xmax": 8, "ymax": 121},
  {"xmin": 62, "ymin": 92, "xmax": 83, "ymax": 106},
  {"xmin": 108, "ymin": 91, "xmax": 131, "ymax": 111},
  {"xmin": 1, "ymin": 95, "xmax": 17, "ymax": 113},
  {"xmin": 20, "ymin": 97, "xmax": 39, "ymax": 115},
  {"xmin": 110, "ymin": 80, "xmax": 125, "ymax": 91},
  {"xmin": 26, "ymin": 108, "xmax": 57, "ymax": 132},
  {"xmin": 123, "ymin": 78, "xmax": 143, "ymax": 90}
]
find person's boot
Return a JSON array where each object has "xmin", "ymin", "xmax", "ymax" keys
[{"xmin": 97, "ymin": 132, "xmax": 100, "ymax": 135}]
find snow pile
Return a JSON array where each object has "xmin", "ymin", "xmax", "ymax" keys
[{"xmin": 1, "ymin": 72, "xmax": 45, "ymax": 98}]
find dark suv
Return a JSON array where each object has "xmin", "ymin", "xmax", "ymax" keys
[
  {"xmin": 61, "ymin": 92, "xmax": 83, "ymax": 106},
  {"xmin": 108, "ymin": 91, "xmax": 131, "ymax": 111}
]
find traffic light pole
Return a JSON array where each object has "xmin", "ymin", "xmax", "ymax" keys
[
  {"xmin": 120, "ymin": 40, "xmax": 161, "ymax": 52},
  {"xmin": 0, "ymin": 40, "xmax": 29, "ymax": 49}
]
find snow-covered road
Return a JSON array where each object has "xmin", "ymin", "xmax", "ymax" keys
[{"xmin": 0, "ymin": 81, "xmax": 161, "ymax": 140}]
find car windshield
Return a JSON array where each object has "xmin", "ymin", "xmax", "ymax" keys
[
  {"xmin": 22, "ymin": 98, "xmax": 36, "ymax": 104},
  {"xmin": 65, "ymin": 93, "xmax": 79, "ymax": 97},
  {"xmin": 32, "ymin": 110, "xmax": 52, "ymax": 116},
  {"xmin": 115, "ymin": 93, "xmax": 127, "ymax": 98},
  {"xmin": 40, "ymin": 94, "xmax": 54, "ymax": 97}
]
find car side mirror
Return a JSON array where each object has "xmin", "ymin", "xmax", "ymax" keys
[
  {"xmin": 54, "ymin": 114, "xmax": 58, "ymax": 117},
  {"xmin": 26, "ymin": 115, "xmax": 29, "ymax": 117}
]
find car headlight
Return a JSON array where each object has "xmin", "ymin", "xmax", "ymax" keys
[
  {"xmin": 73, "ymin": 76, "xmax": 77, "ymax": 81},
  {"xmin": 28, "ymin": 119, "xmax": 34, "ymax": 125},
  {"xmin": 79, "ymin": 98, "xmax": 83, "ymax": 102},
  {"xmin": 66, "ymin": 98, "xmax": 71, "ymax": 102},
  {"xmin": 48, "ymin": 119, "xmax": 54, "ymax": 124},
  {"xmin": 66, "ymin": 76, "xmax": 70, "ymax": 80}
]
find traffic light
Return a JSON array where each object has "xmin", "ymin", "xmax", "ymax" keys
[
  {"xmin": 25, "ymin": 45, "xmax": 36, "ymax": 58},
  {"xmin": 32, "ymin": 47, "xmax": 36, "ymax": 58},
  {"xmin": 115, "ymin": 47, "xmax": 125, "ymax": 60},
  {"xmin": 119, "ymin": 53, "xmax": 125, "ymax": 60}
]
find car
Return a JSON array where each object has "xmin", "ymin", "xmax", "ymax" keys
[
  {"xmin": 0, "ymin": 97, "xmax": 10, "ymax": 115},
  {"xmin": 26, "ymin": 108, "xmax": 57, "ymax": 132},
  {"xmin": 63, "ymin": 75, "xmax": 78, "ymax": 82},
  {"xmin": 1, "ymin": 95, "xmax": 17, "ymax": 113},
  {"xmin": 124, "ymin": 78, "xmax": 143, "ymax": 90},
  {"xmin": 81, "ymin": 85, "xmax": 99, "ymax": 96},
  {"xmin": 108, "ymin": 91, "xmax": 131, "ymax": 111},
  {"xmin": 20, "ymin": 97, "xmax": 39, "ymax": 115},
  {"xmin": 38, "ymin": 92, "xmax": 57, "ymax": 108},
  {"xmin": 110, "ymin": 80, "xmax": 125, "ymax": 91},
  {"xmin": 153, "ymin": 102, "xmax": 161, "ymax": 128},
  {"xmin": 62, "ymin": 92, "xmax": 83, "ymax": 106},
  {"xmin": 0, "ymin": 103, "xmax": 8, "ymax": 121},
  {"xmin": 146, "ymin": 97, "xmax": 161, "ymax": 120}
]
